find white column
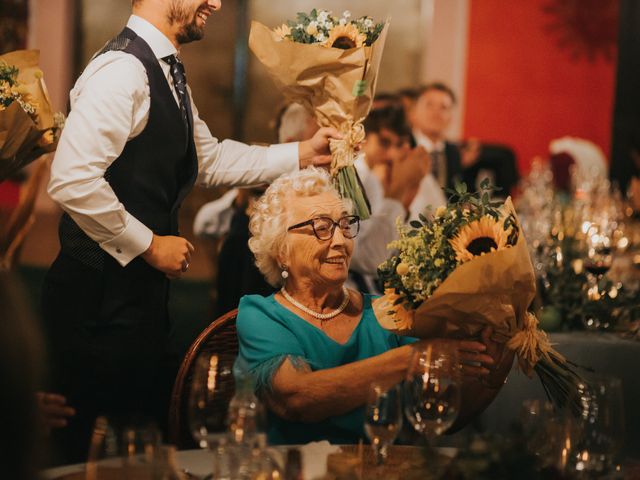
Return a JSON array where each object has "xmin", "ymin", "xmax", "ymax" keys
[{"xmin": 419, "ymin": 0, "xmax": 470, "ymax": 139}]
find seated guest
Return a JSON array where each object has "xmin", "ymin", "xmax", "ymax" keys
[{"xmin": 237, "ymin": 167, "xmax": 510, "ymax": 444}]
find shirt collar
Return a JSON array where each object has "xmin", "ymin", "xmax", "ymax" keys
[
  {"xmin": 126, "ymin": 15, "xmax": 177, "ymax": 60},
  {"xmin": 412, "ymin": 129, "xmax": 445, "ymax": 153}
]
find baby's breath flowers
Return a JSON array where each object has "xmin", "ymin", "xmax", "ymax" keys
[{"xmin": 0, "ymin": 61, "xmax": 39, "ymax": 118}]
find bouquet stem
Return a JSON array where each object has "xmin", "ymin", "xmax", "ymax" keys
[{"xmin": 334, "ymin": 165, "xmax": 371, "ymax": 220}]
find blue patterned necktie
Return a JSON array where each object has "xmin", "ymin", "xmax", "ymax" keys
[{"xmin": 162, "ymin": 54, "xmax": 192, "ymax": 135}]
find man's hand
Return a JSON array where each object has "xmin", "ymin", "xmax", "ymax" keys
[
  {"xmin": 461, "ymin": 138, "xmax": 482, "ymax": 168},
  {"xmin": 141, "ymin": 234, "xmax": 194, "ymax": 279},
  {"xmin": 298, "ymin": 127, "xmax": 342, "ymax": 169},
  {"xmin": 36, "ymin": 392, "xmax": 75, "ymax": 433}
]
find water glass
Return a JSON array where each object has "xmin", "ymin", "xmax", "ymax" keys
[{"xmin": 364, "ymin": 382, "xmax": 403, "ymax": 465}]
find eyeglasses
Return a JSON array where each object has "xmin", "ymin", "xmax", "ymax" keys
[{"xmin": 287, "ymin": 215, "xmax": 360, "ymax": 240}]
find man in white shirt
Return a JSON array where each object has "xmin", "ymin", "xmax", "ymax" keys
[{"xmin": 42, "ymin": 0, "xmax": 338, "ymax": 462}]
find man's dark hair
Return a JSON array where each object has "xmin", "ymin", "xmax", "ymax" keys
[
  {"xmin": 417, "ymin": 82, "xmax": 457, "ymax": 105},
  {"xmin": 397, "ymin": 87, "xmax": 420, "ymax": 101},
  {"xmin": 364, "ymin": 105, "xmax": 411, "ymax": 138}
]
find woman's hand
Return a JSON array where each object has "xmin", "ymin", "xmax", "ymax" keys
[
  {"xmin": 480, "ymin": 326, "xmax": 515, "ymax": 388},
  {"xmin": 413, "ymin": 338, "xmax": 496, "ymax": 377}
]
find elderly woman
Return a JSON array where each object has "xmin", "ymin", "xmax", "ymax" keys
[{"xmin": 236, "ymin": 167, "xmax": 510, "ymax": 444}]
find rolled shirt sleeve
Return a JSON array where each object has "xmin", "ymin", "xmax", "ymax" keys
[{"xmin": 190, "ymin": 92, "xmax": 300, "ymax": 188}]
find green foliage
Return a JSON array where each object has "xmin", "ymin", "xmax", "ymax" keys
[
  {"xmin": 377, "ymin": 181, "xmax": 517, "ymax": 309},
  {"xmin": 539, "ymin": 220, "xmax": 640, "ymax": 331}
]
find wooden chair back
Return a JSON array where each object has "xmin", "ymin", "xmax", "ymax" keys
[{"xmin": 168, "ymin": 309, "xmax": 238, "ymax": 448}]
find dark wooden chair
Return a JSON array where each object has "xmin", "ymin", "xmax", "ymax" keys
[{"xmin": 168, "ymin": 308, "xmax": 238, "ymax": 449}]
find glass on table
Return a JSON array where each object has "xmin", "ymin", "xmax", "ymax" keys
[
  {"xmin": 581, "ymin": 223, "xmax": 614, "ymax": 330},
  {"xmin": 403, "ymin": 342, "xmax": 461, "ymax": 442},
  {"xmin": 364, "ymin": 382, "xmax": 403, "ymax": 465},
  {"xmin": 85, "ymin": 416, "xmax": 162, "ymax": 480},
  {"xmin": 565, "ymin": 376, "xmax": 625, "ymax": 478}
]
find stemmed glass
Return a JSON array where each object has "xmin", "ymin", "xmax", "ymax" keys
[
  {"xmin": 582, "ymin": 224, "xmax": 613, "ymax": 329},
  {"xmin": 364, "ymin": 382, "xmax": 403, "ymax": 465},
  {"xmin": 403, "ymin": 343, "xmax": 461, "ymax": 442}
]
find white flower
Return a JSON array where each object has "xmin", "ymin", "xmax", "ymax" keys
[
  {"xmin": 343, "ymin": 10, "xmax": 351, "ymax": 19},
  {"xmin": 318, "ymin": 11, "xmax": 329, "ymax": 23},
  {"xmin": 339, "ymin": 18, "xmax": 347, "ymax": 25},
  {"xmin": 306, "ymin": 21, "xmax": 319, "ymax": 36},
  {"xmin": 364, "ymin": 18, "xmax": 374, "ymax": 28},
  {"xmin": 315, "ymin": 32, "xmax": 327, "ymax": 42}
]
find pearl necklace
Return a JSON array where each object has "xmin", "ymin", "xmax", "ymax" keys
[{"xmin": 280, "ymin": 286, "xmax": 350, "ymax": 320}]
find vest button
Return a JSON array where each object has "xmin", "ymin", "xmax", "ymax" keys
[{"xmin": 116, "ymin": 247, "xmax": 122, "ymax": 254}]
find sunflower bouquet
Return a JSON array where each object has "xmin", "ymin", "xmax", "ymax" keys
[
  {"xmin": 0, "ymin": 50, "xmax": 63, "ymax": 183},
  {"xmin": 249, "ymin": 10, "xmax": 390, "ymax": 220},
  {"xmin": 374, "ymin": 180, "xmax": 583, "ymax": 409}
]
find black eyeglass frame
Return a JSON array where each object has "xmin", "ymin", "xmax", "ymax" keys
[{"xmin": 287, "ymin": 215, "xmax": 360, "ymax": 240}]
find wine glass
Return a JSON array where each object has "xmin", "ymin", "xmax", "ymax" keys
[
  {"xmin": 403, "ymin": 343, "xmax": 461, "ymax": 443},
  {"xmin": 364, "ymin": 382, "xmax": 403, "ymax": 465},
  {"xmin": 582, "ymin": 224, "xmax": 613, "ymax": 330},
  {"xmin": 565, "ymin": 377, "xmax": 625, "ymax": 477},
  {"xmin": 187, "ymin": 352, "xmax": 235, "ymax": 450}
]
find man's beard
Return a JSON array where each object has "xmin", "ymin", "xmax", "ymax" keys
[{"xmin": 167, "ymin": 1, "xmax": 206, "ymax": 44}]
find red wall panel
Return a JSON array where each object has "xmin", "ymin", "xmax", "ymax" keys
[{"xmin": 463, "ymin": 0, "xmax": 617, "ymax": 174}]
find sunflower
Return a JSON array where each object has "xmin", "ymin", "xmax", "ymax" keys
[
  {"xmin": 450, "ymin": 216, "xmax": 509, "ymax": 263},
  {"xmin": 325, "ymin": 24, "xmax": 366, "ymax": 49},
  {"xmin": 273, "ymin": 23, "xmax": 292, "ymax": 40}
]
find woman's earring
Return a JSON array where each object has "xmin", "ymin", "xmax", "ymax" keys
[{"xmin": 281, "ymin": 267, "xmax": 289, "ymax": 280}]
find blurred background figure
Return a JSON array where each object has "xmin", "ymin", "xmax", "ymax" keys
[
  {"xmin": 410, "ymin": 82, "xmax": 519, "ymax": 197},
  {"xmin": 0, "ymin": 273, "xmax": 74, "ymax": 478},
  {"xmin": 549, "ymin": 136, "xmax": 608, "ymax": 192}
]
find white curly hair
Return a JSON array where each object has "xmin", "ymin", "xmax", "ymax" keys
[{"xmin": 248, "ymin": 167, "xmax": 350, "ymax": 287}]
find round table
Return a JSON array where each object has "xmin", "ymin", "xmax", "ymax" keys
[{"xmin": 478, "ymin": 332, "xmax": 640, "ymax": 458}]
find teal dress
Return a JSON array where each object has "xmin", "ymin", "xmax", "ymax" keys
[{"xmin": 236, "ymin": 293, "xmax": 416, "ymax": 445}]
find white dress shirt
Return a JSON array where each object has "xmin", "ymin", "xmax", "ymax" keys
[
  {"xmin": 409, "ymin": 128, "xmax": 446, "ymax": 220},
  {"xmin": 48, "ymin": 15, "xmax": 299, "ymax": 266}
]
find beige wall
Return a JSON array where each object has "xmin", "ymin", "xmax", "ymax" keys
[{"xmin": 28, "ymin": 0, "xmax": 76, "ymax": 213}]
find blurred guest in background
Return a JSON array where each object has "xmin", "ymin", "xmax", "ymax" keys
[
  {"xmin": 1, "ymin": 273, "xmax": 45, "ymax": 479},
  {"xmin": 412, "ymin": 82, "xmax": 469, "ymax": 190}
]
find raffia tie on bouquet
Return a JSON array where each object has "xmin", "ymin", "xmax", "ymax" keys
[
  {"xmin": 507, "ymin": 312, "xmax": 565, "ymax": 377},
  {"xmin": 329, "ymin": 116, "xmax": 365, "ymax": 176}
]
